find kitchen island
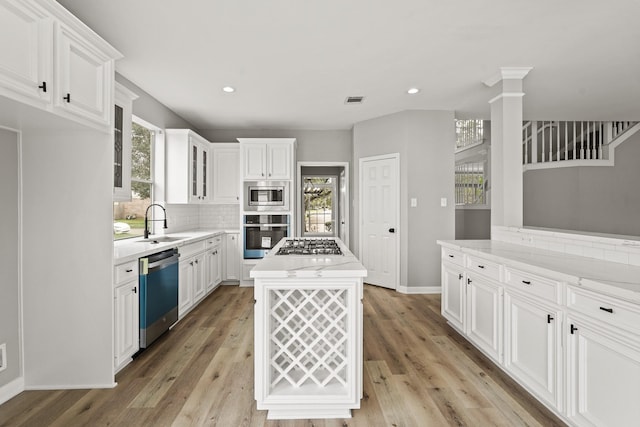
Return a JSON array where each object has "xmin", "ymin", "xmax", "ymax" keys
[{"xmin": 251, "ymin": 238, "xmax": 367, "ymax": 420}]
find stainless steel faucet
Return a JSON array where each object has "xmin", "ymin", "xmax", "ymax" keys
[{"xmin": 144, "ymin": 203, "xmax": 168, "ymax": 239}]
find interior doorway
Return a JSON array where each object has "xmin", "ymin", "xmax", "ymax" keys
[{"xmin": 296, "ymin": 162, "xmax": 349, "ymax": 246}]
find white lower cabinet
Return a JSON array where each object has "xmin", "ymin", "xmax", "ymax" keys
[
  {"xmin": 504, "ymin": 291, "xmax": 562, "ymax": 410},
  {"xmin": 205, "ymin": 235, "xmax": 223, "ymax": 292},
  {"xmin": 179, "ymin": 251, "xmax": 205, "ymax": 317},
  {"xmin": 566, "ymin": 316, "xmax": 640, "ymax": 426},
  {"xmin": 465, "ymin": 273, "xmax": 502, "ymax": 363},
  {"xmin": 439, "ymin": 244, "xmax": 640, "ymax": 427},
  {"xmin": 113, "ymin": 260, "xmax": 139, "ymax": 372},
  {"xmin": 224, "ymin": 232, "xmax": 240, "ymax": 281},
  {"xmin": 441, "ymin": 261, "xmax": 465, "ymax": 331}
]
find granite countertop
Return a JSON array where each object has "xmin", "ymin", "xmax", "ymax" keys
[
  {"xmin": 438, "ymin": 239, "xmax": 640, "ymax": 303},
  {"xmin": 114, "ymin": 229, "xmax": 239, "ymax": 264},
  {"xmin": 250, "ymin": 238, "xmax": 367, "ymax": 279}
]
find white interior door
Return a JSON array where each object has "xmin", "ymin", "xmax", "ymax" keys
[{"xmin": 359, "ymin": 154, "xmax": 399, "ymax": 289}]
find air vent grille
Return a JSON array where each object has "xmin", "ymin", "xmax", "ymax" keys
[{"xmin": 345, "ymin": 96, "xmax": 365, "ymax": 105}]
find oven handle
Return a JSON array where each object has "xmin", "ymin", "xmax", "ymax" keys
[{"xmin": 243, "ymin": 224, "xmax": 289, "ymax": 227}]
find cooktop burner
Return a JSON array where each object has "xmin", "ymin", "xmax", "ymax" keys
[{"xmin": 275, "ymin": 238, "xmax": 343, "ymax": 256}]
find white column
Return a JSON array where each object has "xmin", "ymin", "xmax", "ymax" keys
[{"xmin": 484, "ymin": 67, "xmax": 532, "ymax": 229}]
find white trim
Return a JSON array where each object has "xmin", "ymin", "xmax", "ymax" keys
[
  {"xmin": 296, "ymin": 161, "xmax": 350, "ymax": 246},
  {"xmin": 397, "ymin": 285, "xmax": 441, "ymax": 295},
  {"xmin": 488, "ymin": 92, "xmax": 525, "ymax": 104},
  {"xmin": 483, "ymin": 67, "xmax": 533, "ymax": 87},
  {"xmin": 358, "ymin": 153, "xmax": 400, "ymax": 291},
  {"xmin": 24, "ymin": 382, "xmax": 117, "ymax": 391},
  {"xmin": 0, "ymin": 376, "xmax": 24, "ymax": 405},
  {"xmin": 523, "ymin": 159, "xmax": 613, "ymax": 171}
]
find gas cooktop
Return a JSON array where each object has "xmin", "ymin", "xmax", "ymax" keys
[{"xmin": 275, "ymin": 238, "xmax": 343, "ymax": 256}]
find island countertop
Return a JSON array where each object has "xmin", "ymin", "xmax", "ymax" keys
[{"xmin": 250, "ymin": 237, "xmax": 367, "ymax": 279}]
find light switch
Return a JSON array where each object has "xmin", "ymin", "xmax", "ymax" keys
[
  {"xmin": 410, "ymin": 198, "xmax": 418, "ymax": 207},
  {"xmin": 440, "ymin": 197, "xmax": 447, "ymax": 207}
]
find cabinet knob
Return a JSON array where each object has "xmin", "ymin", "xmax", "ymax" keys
[
  {"xmin": 125, "ymin": 269, "xmax": 133, "ymax": 273},
  {"xmin": 458, "ymin": 273, "xmax": 463, "ymax": 280},
  {"xmin": 195, "ymin": 259, "xmax": 198, "ymax": 264},
  {"xmin": 599, "ymin": 306, "xmax": 614, "ymax": 313},
  {"xmin": 132, "ymin": 287, "xmax": 137, "ymax": 294},
  {"xmin": 522, "ymin": 280, "xmax": 531, "ymax": 285},
  {"xmin": 63, "ymin": 93, "xmax": 71, "ymax": 103},
  {"xmin": 38, "ymin": 82, "xmax": 47, "ymax": 93},
  {"xmin": 570, "ymin": 324, "xmax": 578, "ymax": 334},
  {"xmin": 477, "ymin": 265, "xmax": 485, "ymax": 269},
  {"xmin": 547, "ymin": 314, "xmax": 554, "ymax": 323}
]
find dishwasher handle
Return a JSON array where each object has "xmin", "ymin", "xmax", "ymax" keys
[{"xmin": 140, "ymin": 248, "xmax": 179, "ymax": 275}]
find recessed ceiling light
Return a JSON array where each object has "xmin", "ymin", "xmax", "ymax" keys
[
  {"xmin": 222, "ymin": 86, "xmax": 235, "ymax": 93},
  {"xmin": 407, "ymin": 88, "xmax": 420, "ymax": 95}
]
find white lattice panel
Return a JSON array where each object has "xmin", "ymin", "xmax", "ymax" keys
[{"xmin": 269, "ymin": 288, "xmax": 349, "ymax": 389}]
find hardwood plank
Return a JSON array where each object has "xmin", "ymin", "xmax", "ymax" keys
[{"xmin": 0, "ymin": 286, "xmax": 567, "ymax": 427}]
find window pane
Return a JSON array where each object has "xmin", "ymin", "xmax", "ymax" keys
[
  {"xmin": 303, "ymin": 177, "xmax": 335, "ymax": 236},
  {"xmin": 132, "ymin": 122, "xmax": 151, "ymax": 181},
  {"xmin": 113, "ymin": 182, "xmax": 152, "ymax": 240}
]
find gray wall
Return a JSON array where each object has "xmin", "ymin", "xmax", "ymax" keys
[
  {"xmin": 455, "ymin": 208, "xmax": 491, "ymax": 239},
  {"xmin": 353, "ymin": 110, "xmax": 456, "ymax": 289},
  {"xmin": 524, "ymin": 131, "xmax": 640, "ymax": 236},
  {"xmin": 115, "ymin": 74, "xmax": 196, "ymax": 130},
  {"xmin": 0, "ymin": 128, "xmax": 20, "ymax": 389}
]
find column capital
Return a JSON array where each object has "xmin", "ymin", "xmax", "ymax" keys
[{"xmin": 483, "ymin": 67, "xmax": 533, "ymax": 87}]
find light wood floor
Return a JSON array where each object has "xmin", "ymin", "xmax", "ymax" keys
[{"xmin": 0, "ymin": 285, "xmax": 566, "ymax": 427}]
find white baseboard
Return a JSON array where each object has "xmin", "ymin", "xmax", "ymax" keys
[
  {"xmin": 24, "ymin": 381, "xmax": 117, "ymax": 391},
  {"xmin": 397, "ymin": 285, "xmax": 441, "ymax": 295},
  {"xmin": 0, "ymin": 376, "xmax": 24, "ymax": 405}
]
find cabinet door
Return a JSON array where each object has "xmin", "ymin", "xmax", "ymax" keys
[
  {"xmin": 0, "ymin": 0, "xmax": 52, "ymax": 105},
  {"xmin": 189, "ymin": 139, "xmax": 200, "ymax": 202},
  {"xmin": 466, "ymin": 274, "xmax": 502, "ymax": 362},
  {"xmin": 192, "ymin": 252, "xmax": 206, "ymax": 303},
  {"xmin": 212, "ymin": 147, "xmax": 240, "ymax": 203},
  {"xmin": 55, "ymin": 22, "xmax": 113, "ymax": 127},
  {"xmin": 242, "ymin": 143, "xmax": 266, "ymax": 179},
  {"xmin": 225, "ymin": 233, "xmax": 240, "ymax": 280},
  {"xmin": 201, "ymin": 147, "xmax": 208, "ymax": 202},
  {"xmin": 114, "ymin": 280, "xmax": 139, "ymax": 369},
  {"xmin": 267, "ymin": 143, "xmax": 291, "ymax": 180},
  {"xmin": 113, "ymin": 83, "xmax": 135, "ymax": 201},
  {"xmin": 504, "ymin": 292, "xmax": 562, "ymax": 410},
  {"xmin": 178, "ymin": 258, "xmax": 193, "ymax": 318},
  {"xmin": 567, "ymin": 317, "xmax": 640, "ymax": 426},
  {"xmin": 441, "ymin": 263, "xmax": 465, "ymax": 331}
]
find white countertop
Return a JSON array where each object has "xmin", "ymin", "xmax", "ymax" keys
[
  {"xmin": 114, "ymin": 229, "xmax": 239, "ymax": 264},
  {"xmin": 438, "ymin": 239, "xmax": 640, "ymax": 303},
  {"xmin": 250, "ymin": 238, "xmax": 367, "ymax": 279}
]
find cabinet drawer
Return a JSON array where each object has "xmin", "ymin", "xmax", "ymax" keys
[
  {"xmin": 567, "ymin": 286, "xmax": 640, "ymax": 334},
  {"xmin": 442, "ymin": 247, "xmax": 464, "ymax": 267},
  {"xmin": 179, "ymin": 240, "xmax": 206, "ymax": 258},
  {"xmin": 504, "ymin": 268, "xmax": 561, "ymax": 304},
  {"xmin": 115, "ymin": 260, "xmax": 138, "ymax": 285},
  {"xmin": 206, "ymin": 235, "xmax": 223, "ymax": 248},
  {"xmin": 465, "ymin": 255, "xmax": 501, "ymax": 282}
]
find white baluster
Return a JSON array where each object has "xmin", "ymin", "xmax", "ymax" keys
[
  {"xmin": 531, "ymin": 121, "xmax": 538, "ymax": 164},
  {"xmin": 564, "ymin": 121, "xmax": 568, "ymax": 161},
  {"xmin": 548, "ymin": 121, "xmax": 553, "ymax": 162},
  {"xmin": 556, "ymin": 121, "xmax": 560, "ymax": 162}
]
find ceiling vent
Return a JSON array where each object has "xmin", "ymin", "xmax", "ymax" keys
[{"xmin": 345, "ymin": 96, "xmax": 365, "ymax": 105}]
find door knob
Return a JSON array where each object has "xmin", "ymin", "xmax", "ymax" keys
[{"xmin": 388, "ymin": 228, "xmax": 395, "ymax": 233}]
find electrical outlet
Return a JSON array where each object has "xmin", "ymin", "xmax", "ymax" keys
[{"xmin": 0, "ymin": 343, "xmax": 6, "ymax": 372}]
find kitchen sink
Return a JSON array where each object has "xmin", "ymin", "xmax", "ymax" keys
[{"xmin": 137, "ymin": 236, "xmax": 185, "ymax": 244}]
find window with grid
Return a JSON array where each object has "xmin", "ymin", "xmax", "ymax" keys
[
  {"xmin": 455, "ymin": 162, "xmax": 486, "ymax": 205},
  {"xmin": 113, "ymin": 120, "xmax": 155, "ymax": 240}
]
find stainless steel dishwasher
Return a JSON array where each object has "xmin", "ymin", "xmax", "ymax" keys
[{"xmin": 139, "ymin": 248, "xmax": 179, "ymax": 348}]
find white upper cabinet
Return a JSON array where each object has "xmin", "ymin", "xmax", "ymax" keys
[
  {"xmin": 0, "ymin": 0, "xmax": 52, "ymax": 105},
  {"xmin": 166, "ymin": 129, "xmax": 211, "ymax": 204},
  {"xmin": 0, "ymin": 0, "xmax": 121, "ymax": 130},
  {"xmin": 211, "ymin": 144, "xmax": 240, "ymax": 204},
  {"xmin": 113, "ymin": 82, "xmax": 138, "ymax": 201},
  {"xmin": 238, "ymin": 138, "xmax": 295, "ymax": 180},
  {"xmin": 54, "ymin": 21, "xmax": 115, "ymax": 127}
]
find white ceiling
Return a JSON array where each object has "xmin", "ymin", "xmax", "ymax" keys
[{"xmin": 57, "ymin": 0, "xmax": 640, "ymax": 130}]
